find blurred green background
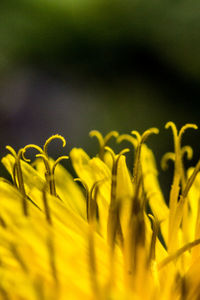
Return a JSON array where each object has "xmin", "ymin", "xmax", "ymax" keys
[{"xmin": 1, "ymin": 0, "xmax": 200, "ymax": 191}]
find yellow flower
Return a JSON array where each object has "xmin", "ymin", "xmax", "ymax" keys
[{"xmin": 0, "ymin": 123, "xmax": 200, "ymax": 299}]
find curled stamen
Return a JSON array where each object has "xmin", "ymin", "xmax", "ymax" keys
[
  {"xmin": 131, "ymin": 128, "xmax": 159, "ymax": 148},
  {"xmin": 165, "ymin": 121, "xmax": 178, "ymax": 138},
  {"xmin": 165, "ymin": 121, "xmax": 181, "ymax": 172},
  {"xmin": 161, "ymin": 148, "xmax": 191, "ymax": 203},
  {"xmin": 89, "ymin": 130, "xmax": 104, "ymax": 149},
  {"xmin": 181, "ymin": 145, "xmax": 193, "ymax": 161},
  {"xmin": 5, "ymin": 145, "xmax": 17, "ymax": 158},
  {"xmin": 161, "ymin": 152, "xmax": 175, "ymax": 171},
  {"xmin": 141, "ymin": 128, "xmax": 159, "ymax": 144},
  {"xmin": 90, "ymin": 130, "xmax": 119, "ymax": 160},
  {"xmin": 104, "ymin": 146, "xmax": 115, "ymax": 162},
  {"xmin": 117, "ymin": 134, "xmax": 138, "ymax": 149},
  {"xmin": 23, "ymin": 136, "xmax": 67, "ymax": 198},
  {"xmin": 115, "ymin": 149, "xmax": 130, "ymax": 165},
  {"xmin": 132, "ymin": 128, "xmax": 159, "ymax": 181},
  {"xmin": 178, "ymin": 124, "xmax": 198, "ymax": 141},
  {"xmin": 165, "ymin": 122, "xmax": 197, "ymax": 163},
  {"xmin": 22, "ymin": 144, "xmax": 44, "ymax": 162},
  {"xmin": 105, "ymin": 148, "xmax": 129, "ymax": 171},
  {"xmin": 43, "ymin": 134, "xmax": 66, "ymax": 156},
  {"xmin": 104, "ymin": 131, "xmax": 119, "ymax": 145},
  {"xmin": 52, "ymin": 156, "xmax": 69, "ymax": 175},
  {"xmin": 131, "ymin": 130, "xmax": 141, "ymax": 143},
  {"xmin": 117, "ymin": 135, "xmax": 139, "ymax": 178}
]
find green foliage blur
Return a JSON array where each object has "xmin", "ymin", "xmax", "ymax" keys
[
  {"xmin": 1, "ymin": 0, "xmax": 200, "ymax": 77},
  {"xmin": 0, "ymin": 0, "xmax": 200, "ymax": 193}
]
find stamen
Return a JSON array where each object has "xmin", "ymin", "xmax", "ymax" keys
[
  {"xmin": 131, "ymin": 128, "xmax": 159, "ymax": 147},
  {"xmin": 181, "ymin": 145, "xmax": 193, "ymax": 161},
  {"xmin": 42, "ymin": 185, "xmax": 52, "ymax": 225},
  {"xmin": 88, "ymin": 222, "xmax": 100, "ymax": 298},
  {"xmin": 161, "ymin": 152, "xmax": 175, "ymax": 171},
  {"xmin": 178, "ymin": 124, "xmax": 198, "ymax": 141},
  {"xmin": 105, "ymin": 147, "xmax": 129, "ymax": 248},
  {"xmin": 52, "ymin": 156, "xmax": 69, "ymax": 175},
  {"xmin": 158, "ymin": 238, "xmax": 200, "ymax": 270},
  {"xmin": 5, "ymin": 145, "xmax": 17, "ymax": 157},
  {"xmin": 36, "ymin": 153, "xmax": 51, "ymax": 172},
  {"xmin": 124, "ymin": 171, "xmax": 147, "ymax": 280},
  {"xmin": 17, "ymin": 149, "xmax": 27, "ymax": 195},
  {"xmin": 182, "ymin": 159, "xmax": 200, "ymax": 199},
  {"xmin": 165, "ymin": 121, "xmax": 178, "ymax": 139},
  {"xmin": 104, "ymin": 131, "xmax": 119, "ymax": 145},
  {"xmin": 74, "ymin": 178, "xmax": 90, "ymax": 220},
  {"xmin": 125, "ymin": 189, "xmax": 146, "ymax": 281},
  {"xmin": 104, "ymin": 146, "xmax": 115, "ymax": 162},
  {"xmin": 43, "ymin": 134, "xmax": 66, "ymax": 156},
  {"xmin": 164, "ymin": 122, "xmax": 198, "ymax": 251},
  {"xmin": 22, "ymin": 144, "xmax": 43, "ymax": 162},
  {"xmin": 165, "ymin": 122, "xmax": 197, "ymax": 184},
  {"xmin": 117, "ymin": 134, "xmax": 139, "ymax": 178},
  {"xmin": 6, "ymin": 146, "xmax": 28, "ymax": 216},
  {"xmin": 116, "ymin": 149, "xmax": 130, "ymax": 164},
  {"xmin": 161, "ymin": 146, "xmax": 193, "ymax": 172},
  {"xmin": 117, "ymin": 134, "xmax": 138, "ymax": 149},
  {"xmin": 36, "ymin": 154, "xmax": 56, "ymax": 196},
  {"xmin": 13, "ymin": 163, "xmax": 18, "ymax": 187},
  {"xmin": 169, "ymin": 170, "xmax": 200, "ymax": 258},
  {"xmin": 89, "ymin": 181, "xmax": 101, "ymax": 223},
  {"xmin": 74, "ymin": 178, "xmax": 101, "ymax": 223},
  {"xmin": 23, "ymin": 135, "xmax": 67, "ymax": 198},
  {"xmin": 148, "ymin": 214, "xmax": 159, "ymax": 262},
  {"xmin": 89, "ymin": 130, "xmax": 104, "ymax": 150},
  {"xmin": 131, "ymin": 130, "xmax": 141, "ymax": 143},
  {"xmin": 132, "ymin": 128, "xmax": 159, "ymax": 181},
  {"xmin": 89, "ymin": 130, "xmax": 119, "ymax": 160},
  {"xmin": 140, "ymin": 128, "xmax": 159, "ymax": 144}
]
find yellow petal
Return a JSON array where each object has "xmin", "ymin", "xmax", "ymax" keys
[
  {"xmin": 141, "ymin": 144, "xmax": 169, "ymax": 244},
  {"xmin": 116, "ymin": 154, "xmax": 133, "ymax": 238},
  {"xmin": 70, "ymin": 148, "xmax": 111, "ymax": 238}
]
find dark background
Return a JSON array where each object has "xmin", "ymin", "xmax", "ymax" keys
[{"xmin": 1, "ymin": 0, "xmax": 200, "ymax": 194}]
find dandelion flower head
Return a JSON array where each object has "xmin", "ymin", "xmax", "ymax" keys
[{"xmin": 0, "ymin": 122, "xmax": 200, "ymax": 299}]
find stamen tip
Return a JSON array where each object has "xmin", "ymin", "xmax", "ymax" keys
[{"xmin": 165, "ymin": 121, "xmax": 174, "ymax": 129}]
